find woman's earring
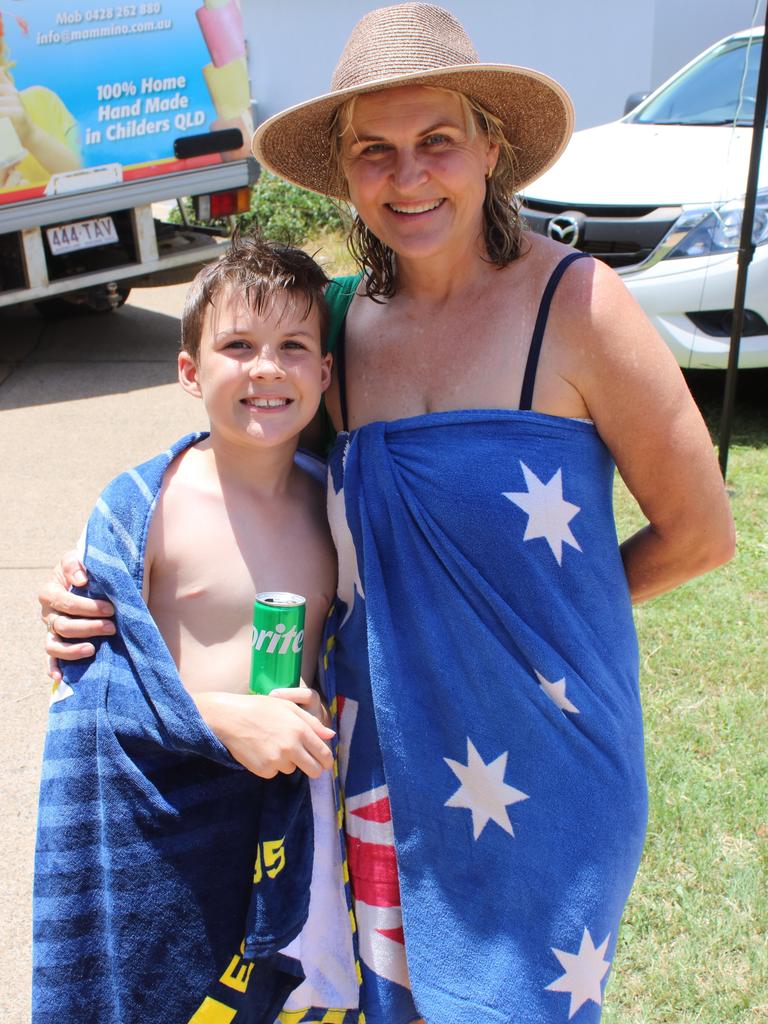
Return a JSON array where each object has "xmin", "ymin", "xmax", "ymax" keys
[{"xmin": 486, "ymin": 166, "xmax": 493, "ymax": 180}]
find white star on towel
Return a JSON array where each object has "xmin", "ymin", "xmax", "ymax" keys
[
  {"xmin": 535, "ymin": 671, "xmax": 580, "ymax": 714},
  {"xmin": 444, "ymin": 738, "xmax": 529, "ymax": 840},
  {"xmin": 503, "ymin": 462, "xmax": 582, "ymax": 565},
  {"xmin": 326, "ymin": 452, "xmax": 364, "ymax": 628},
  {"xmin": 546, "ymin": 928, "xmax": 612, "ymax": 1019}
]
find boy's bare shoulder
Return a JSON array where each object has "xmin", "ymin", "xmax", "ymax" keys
[
  {"xmin": 141, "ymin": 447, "xmax": 192, "ymax": 594},
  {"xmin": 294, "ymin": 461, "xmax": 325, "ymax": 491},
  {"xmin": 290, "ymin": 463, "xmax": 330, "ymax": 526}
]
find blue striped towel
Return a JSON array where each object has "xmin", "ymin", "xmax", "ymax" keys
[{"xmin": 33, "ymin": 433, "xmax": 314, "ymax": 1024}]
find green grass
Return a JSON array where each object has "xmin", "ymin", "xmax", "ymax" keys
[
  {"xmin": 309, "ymin": 234, "xmax": 767, "ymax": 1019},
  {"xmin": 606, "ymin": 369, "xmax": 768, "ymax": 1023},
  {"xmin": 305, "ymin": 230, "xmax": 359, "ymax": 278}
]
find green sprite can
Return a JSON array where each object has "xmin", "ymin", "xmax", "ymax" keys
[{"xmin": 249, "ymin": 592, "xmax": 305, "ymax": 695}]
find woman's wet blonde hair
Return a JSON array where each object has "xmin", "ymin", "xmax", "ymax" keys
[{"xmin": 329, "ymin": 86, "xmax": 525, "ymax": 299}]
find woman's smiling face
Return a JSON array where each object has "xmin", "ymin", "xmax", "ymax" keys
[{"xmin": 340, "ymin": 85, "xmax": 498, "ymax": 265}]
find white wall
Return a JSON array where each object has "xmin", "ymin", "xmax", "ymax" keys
[
  {"xmin": 243, "ymin": 0, "xmax": 765, "ymax": 132},
  {"xmin": 651, "ymin": 0, "xmax": 764, "ymax": 90}
]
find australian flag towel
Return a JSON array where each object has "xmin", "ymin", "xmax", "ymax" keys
[
  {"xmin": 325, "ymin": 410, "xmax": 649, "ymax": 1024},
  {"xmin": 33, "ymin": 433, "xmax": 313, "ymax": 1024}
]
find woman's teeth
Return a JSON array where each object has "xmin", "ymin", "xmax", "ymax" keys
[
  {"xmin": 245, "ymin": 398, "xmax": 289, "ymax": 407},
  {"xmin": 388, "ymin": 199, "xmax": 443, "ymax": 214}
]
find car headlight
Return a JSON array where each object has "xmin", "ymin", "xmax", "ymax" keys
[{"xmin": 663, "ymin": 188, "xmax": 768, "ymax": 259}]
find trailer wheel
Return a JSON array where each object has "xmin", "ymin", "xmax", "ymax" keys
[{"xmin": 34, "ymin": 284, "xmax": 131, "ymax": 318}]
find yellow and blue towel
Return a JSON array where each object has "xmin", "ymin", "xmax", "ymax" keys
[{"xmin": 33, "ymin": 433, "xmax": 313, "ymax": 1024}]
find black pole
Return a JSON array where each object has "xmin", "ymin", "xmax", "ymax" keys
[{"xmin": 718, "ymin": 23, "xmax": 768, "ymax": 478}]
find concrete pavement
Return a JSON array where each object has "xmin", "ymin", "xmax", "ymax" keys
[{"xmin": 0, "ymin": 285, "xmax": 208, "ymax": 1023}]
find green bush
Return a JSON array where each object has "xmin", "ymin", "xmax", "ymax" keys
[
  {"xmin": 169, "ymin": 172, "xmax": 350, "ymax": 246},
  {"xmin": 239, "ymin": 171, "xmax": 349, "ymax": 244}
]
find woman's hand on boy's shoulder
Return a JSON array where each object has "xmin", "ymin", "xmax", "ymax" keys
[{"xmin": 39, "ymin": 550, "xmax": 116, "ymax": 680}]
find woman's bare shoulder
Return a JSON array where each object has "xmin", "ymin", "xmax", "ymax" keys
[
  {"xmin": 515, "ymin": 230, "xmax": 583, "ymax": 276},
  {"xmin": 545, "ymin": 250, "xmax": 671, "ymax": 377}
]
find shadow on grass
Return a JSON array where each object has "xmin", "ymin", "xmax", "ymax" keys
[{"xmin": 685, "ymin": 368, "xmax": 768, "ymax": 449}]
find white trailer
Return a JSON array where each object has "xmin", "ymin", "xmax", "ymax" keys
[{"xmin": 0, "ymin": 0, "xmax": 255, "ymax": 312}]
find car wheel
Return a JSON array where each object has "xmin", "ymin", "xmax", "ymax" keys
[{"xmin": 34, "ymin": 285, "xmax": 131, "ymax": 318}]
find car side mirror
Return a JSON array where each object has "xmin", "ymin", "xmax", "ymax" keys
[{"xmin": 623, "ymin": 91, "xmax": 649, "ymax": 116}]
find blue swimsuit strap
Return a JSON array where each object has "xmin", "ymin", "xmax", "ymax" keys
[{"xmin": 518, "ymin": 251, "xmax": 592, "ymax": 411}]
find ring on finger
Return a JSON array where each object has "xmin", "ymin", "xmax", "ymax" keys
[{"xmin": 46, "ymin": 612, "xmax": 60, "ymax": 636}]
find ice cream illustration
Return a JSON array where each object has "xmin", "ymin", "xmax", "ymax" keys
[
  {"xmin": 195, "ymin": 0, "xmax": 252, "ymax": 159},
  {"xmin": 202, "ymin": 56, "xmax": 250, "ymax": 121},
  {"xmin": 195, "ymin": 0, "xmax": 245, "ymax": 69}
]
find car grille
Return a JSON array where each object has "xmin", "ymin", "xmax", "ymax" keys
[{"xmin": 521, "ymin": 198, "xmax": 682, "ymax": 270}]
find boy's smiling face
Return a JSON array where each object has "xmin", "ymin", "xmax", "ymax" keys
[{"xmin": 178, "ymin": 287, "xmax": 331, "ymax": 450}]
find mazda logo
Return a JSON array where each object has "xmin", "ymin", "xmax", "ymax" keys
[{"xmin": 547, "ymin": 214, "xmax": 583, "ymax": 247}]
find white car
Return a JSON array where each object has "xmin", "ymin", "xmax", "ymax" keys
[{"xmin": 522, "ymin": 28, "xmax": 767, "ymax": 369}]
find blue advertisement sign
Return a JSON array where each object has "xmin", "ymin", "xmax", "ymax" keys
[{"xmin": 0, "ymin": 0, "xmax": 251, "ymax": 203}]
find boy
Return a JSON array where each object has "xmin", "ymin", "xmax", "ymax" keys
[{"xmin": 33, "ymin": 236, "xmax": 358, "ymax": 1024}]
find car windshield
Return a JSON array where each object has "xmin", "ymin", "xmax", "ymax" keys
[{"xmin": 630, "ymin": 35, "xmax": 766, "ymax": 127}]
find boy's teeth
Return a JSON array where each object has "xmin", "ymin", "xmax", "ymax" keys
[
  {"xmin": 389, "ymin": 199, "xmax": 443, "ymax": 214},
  {"xmin": 248, "ymin": 398, "xmax": 288, "ymax": 407}
]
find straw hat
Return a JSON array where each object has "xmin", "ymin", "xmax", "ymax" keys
[{"xmin": 252, "ymin": 2, "xmax": 573, "ymax": 198}]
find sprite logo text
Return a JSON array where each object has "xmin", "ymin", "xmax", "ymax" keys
[{"xmin": 251, "ymin": 622, "xmax": 304, "ymax": 656}]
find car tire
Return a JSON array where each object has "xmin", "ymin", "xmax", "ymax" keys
[{"xmin": 34, "ymin": 285, "xmax": 131, "ymax": 318}]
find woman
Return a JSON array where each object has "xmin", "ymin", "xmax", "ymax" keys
[{"xmin": 40, "ymin": 5, "xmax": 734, "ymax": 1022}]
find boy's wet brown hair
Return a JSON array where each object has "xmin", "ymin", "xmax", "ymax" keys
[{"xmin": 180, "ymin": 231, "xmax": 331, "ymax": 360}]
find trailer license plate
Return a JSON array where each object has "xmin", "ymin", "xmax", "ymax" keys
[{"xmin": 46, "ymin": 216, "xmax": 118, "ymax": 256}]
